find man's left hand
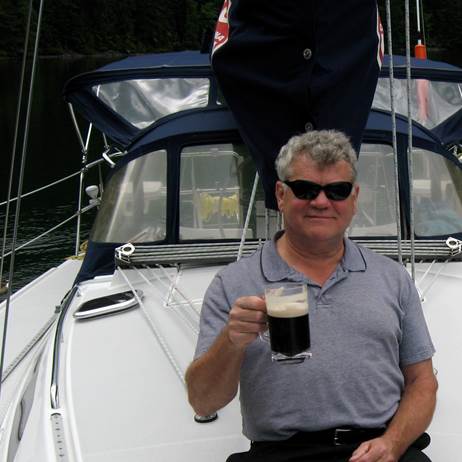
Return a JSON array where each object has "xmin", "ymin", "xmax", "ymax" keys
[{"xmin": 349, "ymin": 436, "xmax": 400, "ymax": 462}]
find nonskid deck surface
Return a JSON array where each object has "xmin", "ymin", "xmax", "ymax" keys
[
  {"xmin": 64, "ymin": 265, "xmax": 248, "ymax": 461},
  {"xmin": 417, "ymin": 261, "xmax": 462, "ymax": 460}
]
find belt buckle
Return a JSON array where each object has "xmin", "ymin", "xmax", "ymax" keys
[{"xmin": 333, "ymin": 428, "xmax": 351, "ymax": 446}]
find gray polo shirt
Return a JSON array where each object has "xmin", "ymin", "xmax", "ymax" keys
[{"xmin": 194, "ymin": 234, "xmax": 435, "ymax": 442}]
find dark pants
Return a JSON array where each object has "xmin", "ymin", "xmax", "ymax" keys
[
  {"xmin": 226, "ymin": 433, "xmax": 431, "ymax": 462},
  {"xmin": 212, "ymin": 0, "xmax": 382, "ymax": 209}
]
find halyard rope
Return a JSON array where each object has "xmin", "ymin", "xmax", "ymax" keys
[
  {"xmin": 131, "ymin": 266, "xmax": 199, "ymax": 334},
  {"xmin": 117, "ymin": 267, "xmax": 186, "ymax": 386}
]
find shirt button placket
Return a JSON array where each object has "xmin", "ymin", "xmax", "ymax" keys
[{"xmin": 302, "ymin": 48, "xmax": 314, "ymax": 132}]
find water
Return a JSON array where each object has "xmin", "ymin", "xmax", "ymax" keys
[{"xmin": 0, "ymin": 56, "xmax": 114, "ymax": 294}]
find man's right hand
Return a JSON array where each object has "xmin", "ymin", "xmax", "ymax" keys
[
  {"xmin": 226, "ymin": 295, "xmax": 267, "ymax": 349},
  {"xmin": 186, "ymin": 295, "xmax": 267, "ymax": 416}
]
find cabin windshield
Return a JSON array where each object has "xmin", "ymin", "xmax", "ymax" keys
[
  {"xmin": 90, "ymin": 141, "xmax": 462, "ymax": 244},
  {"xmin": 90, "ymin": 149, "xmax": 167, "ymax": 243},
  {"xmin": 179, "ymin": 143, "xmax": 276, "ymax": 240},
  {"xmin": 350, "ymin": 143, "xmax": 462, "ymax": 237},
  {"xmin": 92, "ymin": 78, "xmax": 210, "ymax": 129},
  {"xmin": 349, "ymin": 144, "xmax": 399, "ymax": 237},
  {"xmin": 412, "ymin": 149, "xmax": 462, "ymax": 236},
  {"xmin": 373, "ymin": 78, "xmax": 462, "ymax": 129}
]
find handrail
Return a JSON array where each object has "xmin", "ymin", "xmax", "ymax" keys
[
  {"xmin": 115, "ymin": 239, "xmax": 462, "ymax": 267},
  {"xmin": 50, "ymin": 285, "xmax": 79, "ymax": 409}
]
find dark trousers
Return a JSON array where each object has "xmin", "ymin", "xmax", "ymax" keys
[
  {"xmin": 212, "ymin": 0, "xmax": 381, "ymax": 209},
  {"xmin": 226, "ymin": 434, "xmax": 431, "ymax": 462}
]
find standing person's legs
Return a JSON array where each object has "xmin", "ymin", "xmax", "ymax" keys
[{"xmin": 211, "ymin": 0, "xmax": 381, "ymax": 210}]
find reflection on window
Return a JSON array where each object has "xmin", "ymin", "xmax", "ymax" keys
[
  {"xmin": 349, "ymin": 144, "xmax": 398, "ymax": 237},
  {"xmin": 179, "ymin": 143, "xmax": 264, "ymax": 240},
  {"xmin": 93, "ymin": 78, "xmax": 210, "ymax": 129},
  {"xmin": 91, "ymin": 150, "xmax": 167, "ymax": 243},
  {"xmin": 373, "ymin": 78, "xmax": 462, "ymax": 129},
  {"xmin": 413, "ymin": 150, "xmax": 462, "ymax": 236}
]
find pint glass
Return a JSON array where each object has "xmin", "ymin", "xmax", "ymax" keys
[{"xmin": 264, "ymin": 283, "xmax": 311, "ymax": 363}]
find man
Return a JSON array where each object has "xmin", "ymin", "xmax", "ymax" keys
[
  {"xmin": 211, "ymin": 0, "xmax": 383, "ymax": 210},
  {"xmin": 186, "ymin": 130, "xmax": 437, "ymax": 462}
]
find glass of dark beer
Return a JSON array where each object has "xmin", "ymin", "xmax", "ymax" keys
[{"xmin": 263, "ymin": 283, "xmax": 311, "ymax": 363}]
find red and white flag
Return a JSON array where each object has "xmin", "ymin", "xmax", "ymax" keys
[
  {"xmin": 212, "ymin": 0, "xmax": 231, "ymax": 56},
  {"xmin": 377, "ymin": 9, "xmax": 384, "ymax": 69}
]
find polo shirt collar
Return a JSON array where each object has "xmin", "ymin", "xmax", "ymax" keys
[
  {"xmin": 261, "ymin": 232, "xmax": 366, "ymax": 282},
  {"xmin": 261, "ymin": 231, "xmax": 302, "ymax": 282},
  {"xmin": 342, "ymin": 237, "xmax": 367, "ymax": 272}
]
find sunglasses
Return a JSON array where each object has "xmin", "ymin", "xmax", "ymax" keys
[{"xmin": 283, "ymin": 180, "xmax": 353, "ymax": 201}]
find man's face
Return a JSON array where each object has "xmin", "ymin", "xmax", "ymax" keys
[{"xmin": 275, "ymin": 156, "xmax": 359, "ymax": 245}]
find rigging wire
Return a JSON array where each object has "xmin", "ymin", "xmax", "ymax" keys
[
  {"xmin": 385, "ymin": 0, "xmax": 403, "ymax": 264},
  {"xmin": 405, "ymin": 0, "xmax": 417, "ymax": 281},
  {"xmin": 0, "ymin": 0, "xmax": 46, "ymax": 401},
  {"xmin": 237, "ymin": 171, "xmax": 259, "ymax": 261},
  {"xmin": 0, "ymin": 1, "xmax": 34, "ymax": 292},
  {"xmin": 416, "ymin": 0, "xmax": 427, "ymax": 47},
  {"xmin": 420, "ymin": 0, "xmax": 427, "ymax": 48}
]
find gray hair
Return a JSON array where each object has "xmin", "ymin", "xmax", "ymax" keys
[{"xmin": 275, "ymin": 130, "xmax": 358, "ymax": 181}]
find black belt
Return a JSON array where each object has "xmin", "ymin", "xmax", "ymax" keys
[
  {"xmin": 253, "ymin": 427, "xmax": 386, "ymax": 448},
  {"xmin": 287, "ymin": 428, "xmax": 386, "ymax": 446}
]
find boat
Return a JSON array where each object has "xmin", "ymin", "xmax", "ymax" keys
[{"xmin": 0, "ymin": 49, "xmax": 461, "ymax": 461}]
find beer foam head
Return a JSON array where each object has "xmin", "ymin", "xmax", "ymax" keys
[
  {"xmin": 265, "ymin": 286, "xmax": 309, "ymax": 318},
  {"xmin": 266, "ymin": 300, "xmax": 308, "ymax": 318}
]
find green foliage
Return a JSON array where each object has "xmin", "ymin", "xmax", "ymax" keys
[
  {"xmin": 0, "ymin": 0, "xmax": 222, "ymax": 56},
  {"xmin": 0, "ymin": 0, "xmax": 31, "ymax": 57},
  {"xmin": 377, "ymin": 0, "xmax": 462, "ymax": 52},
  {"xmin": 0, "ymin": 1, "xmax": 459, "ymax": 57}
]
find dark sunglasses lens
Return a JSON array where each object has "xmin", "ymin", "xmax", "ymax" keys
[
  {"xmin": 290, "ymin": 182, "xmax": 320, "ymax": 200},
  {"xmin": 325, "ymin": 182, "xmax": 353, "ymax": 200}
]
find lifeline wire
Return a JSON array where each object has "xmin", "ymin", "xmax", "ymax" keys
[
  {"xmin": 385, "ymin": 0, "xmax": 404, "ymax": 264},
  {"xmin": 0, "ymin": 156, "xmax": 109, "ymax": 208},
  {"xmin": 0, "ymin": 0, "xmax": 46, "ymax": 402}
]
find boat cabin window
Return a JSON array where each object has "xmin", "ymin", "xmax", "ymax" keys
[
  {"xmin": 93, "ymin": 78, "xmax": 210, "ymax": 129},
  {"xmin": 412, "ymin": 149, "xmax": 462, "ymax": 236},
  {"xmin": 373, "ymin": 78, "xmax": 462, "ymax": 129},
  {"xmin": 349, "ymin": 144, "xmax": 398, "ymax": 237},
  {"xmin": 179, "ymin": 143, "xmax": 274, "ymax": 240},
  {"xmin": 90, "ymin": 149, "xmax": 167, "ymax": 243}
]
